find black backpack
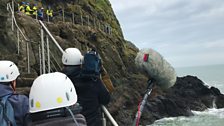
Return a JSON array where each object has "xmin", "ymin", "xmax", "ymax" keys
[
  {"xmin": 29, "ymin": 104, "xmax": 87, "ymax": 126},
  {"xmin": 80, "ymin": 50, "xmax": 101, "ymax": 78},
  {"xmin": 0, "ymin": 94, "xmax": 17, "ymax": 126}
]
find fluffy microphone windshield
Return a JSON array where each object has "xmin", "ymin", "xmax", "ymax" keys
[{"xmin": 135, "ymin": 48, "xmax": 176, "ymax": 90}]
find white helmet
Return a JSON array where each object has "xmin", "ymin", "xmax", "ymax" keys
[
  {"xmin": 62, "ymin": 48, "xmax": 83, "ymax": 65},
  {"xmin": 29, "ymin": 72, "xmax": 77, "ymax": 113},
  {"xmin": 0, "ymin": 61, "xmax": 20, "ymax": 82}
]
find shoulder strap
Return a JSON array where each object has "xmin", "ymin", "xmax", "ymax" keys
[
  {"xmin": 1, "ymin": 94, "xmax": 17, "ymax": 126},
  {"xmin": 1, "ymin": 94, "xmax": 11, "ymax": 104}
]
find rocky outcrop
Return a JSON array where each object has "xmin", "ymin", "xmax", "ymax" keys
[
  {"xmin": 137, "ymin": 76, "xmax": 224, "ymax": 125},
  {"xmin": 1, "ymin": 1, "xmax": 142, "ymax": 125},
  {"xmin": 1, "ymin": 0, "xmax": 224, "ymax": 126}
]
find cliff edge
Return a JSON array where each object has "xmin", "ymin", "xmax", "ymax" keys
[{"xmin": 0, "ymin": 0, "xmax": 224, "ymax": 125}]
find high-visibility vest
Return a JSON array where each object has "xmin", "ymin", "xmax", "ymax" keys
[
  {"xmin": 33, "ymin": 6, "xmax": 37, "ymax": 15},
  {"xmin": 25, "ymin": 5, "xmax": 33, "ymax": 15},
  {"xmin": 46, "ymin": 9, "xmax": 53, "ymax": 17},
  {"xmin": 19, "ymin": 5, "xmax": 25, "ymax": 13}
]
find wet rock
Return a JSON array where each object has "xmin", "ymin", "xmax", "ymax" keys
[
  {"xmin": 1, "ymin": 1, "xmax": 224, "ymax": 126},
  {"xmin": 210, "ymin": 86, "xmax": 222, "ymax": 95},
  {"xmin": 216, "ymin": 95, "xmax": 224, "ymax": 108},
  {"xmin": 137, "ymin": 76, "xmax": 224, "ymax": 125}
]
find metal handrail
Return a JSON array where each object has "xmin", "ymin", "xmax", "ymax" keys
[
  {"xmin": 12, "ymin": 0, "xmax": 113, "ymax": 35},
  {"xmin": 39, "ymin": 20, "xmax": 64, "ymax": 53},
  {"xmin": 46, "ymin": 8, "xmax": 112, "ymax": 34},
  {"xmin": 39, "ymin": 20, "xmax": 64, "ymax": 74},
  {"xmin": 8, "ymin": 0, "xmax": 41, "ymax": 74},
  {"xmin": 50, "ymin": 60, "xmax": 59, "ymax": 72},
  {"xmin": 9, "ymin": 1, "xmax": 118, "ymax": 125},
  {"xmin": 8, "ymin": 3, "xmax": 28, "ymax": 41},
  {"xmin": 102, "ymin": 106, "xmax": 119, "ymax": 126},
  {"xmin": 49, "ymin": 51, "xmax": 62, "ymax": 70},
  {"xmin": 8, "ymin": 2, "xmax": 31, "ymax": 73},
  {"xmin": 39, "ymin": 20, "xmax": 118, "ymax": 126}
]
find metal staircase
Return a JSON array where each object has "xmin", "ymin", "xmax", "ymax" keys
[{"xmin": 7, "ymin": 1, "xmax": 118, "ymax": 126}]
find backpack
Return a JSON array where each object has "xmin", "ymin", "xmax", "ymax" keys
[
  {"xmin": 0, "ymin": 94, "xmax": 17, "ymax": 126},
  {"xmin": 29, "ymin": 104, "xmax": 87, "ymax": 126},
  {"xmin": 80, "ymin": 50, "xmax": 101, "ymax": 78}
]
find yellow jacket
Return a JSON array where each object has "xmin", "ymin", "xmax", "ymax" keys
[
  {"xmin": 25, "ymin": 5, "xmax": 33, "ymax": 15},
  {"xmin": 19, "ymin": 5, "xmax": 25, "ymax": 13},
  {"xmin": 33, "ymin": 6, "xmax": 37, "ymax": 15},
  {"xmin": 46, "ymin": 9, "xmax": 53, "ymax": 17}
]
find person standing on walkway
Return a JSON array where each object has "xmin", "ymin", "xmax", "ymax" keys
[
  {"xmin": 19, "ymin": 2, "xmax": 26, "ymax": 13},
  {"xmin": 61, "ymin": 48, "xmax": 110, "ymax": 126},
  {"xmin": 37, "ymin": 7, "xmax": 44, "ymax": 21},
  {"xmin": 46, "ymin": 6, "xmax": 53, "ymax": 21},
  {"xmin": 25, "ymin": 2, "xmax": 33, "ymax": 15},
  {"xmin": 27, "ymin": 72, "xmax": 87, "ymax": 126},
  {"xmin": 32, "ymin": 4, "xmax": 38, "ymax": 18}
]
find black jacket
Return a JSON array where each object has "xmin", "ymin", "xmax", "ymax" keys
[{"xmin": 62, "ymin": 66, "xmax": 110, "ymax": 126}]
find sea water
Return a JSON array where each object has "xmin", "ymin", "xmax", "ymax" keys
[
  {"xmin": 148, "ymin": 64, "xmax": 224, "ymax": 126},
  {"xmin": 176, "ymin": 64, "xmax": 224, "ymax": 93}
]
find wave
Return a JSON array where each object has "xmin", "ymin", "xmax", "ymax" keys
[
  {"xmin": 148, "ymin": 108, "xmax": 224, "ymax": 126},
  {"xmin": 192, "ymin": 108, "xmax": 224, "ymax": 118}
]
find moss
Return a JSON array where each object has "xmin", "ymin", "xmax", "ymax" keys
[
  {"xmin": 67, "ymin": 4, "xmax": 82, "ymax": 13},
  {"xmin": 0, "ymin": 0, "xmax": 151, "ymax": 125}
]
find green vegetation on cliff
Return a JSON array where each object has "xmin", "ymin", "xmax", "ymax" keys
[{"xmin": 0, "ymin": 0, "xmax": 148, "ymax": 125}]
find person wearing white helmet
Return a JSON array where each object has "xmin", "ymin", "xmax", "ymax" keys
[
  {"xmin": 61, "ymin": 48, "xmax": 110, "ymax": 126},
  {"xmin": 62, "ymin": 48, "xmax": 83, "ymax": 66},
  {"xmin": 37, "ymin": 7, "xmax": 44, "ymax": 21},
  {"xmin": 0, "ymin": 60, "xmax": 29, "ymax": 126},
  {"xmin": 27, "ymin": 72, "xmax": 87, "ymax": 126},
  {"xmin": 61, "ymin": 48, "xmax": 84, "ymax": 85}
]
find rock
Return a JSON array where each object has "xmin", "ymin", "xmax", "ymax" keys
[
  {"xmin": 210, "ymin": 86, "xmax": 222, "ymax": 95},
  {"xmin": 1, "ymin": 1, "xmax": 224, "ymax": 126},
  {"xmin": 216, "ymin": 95, "xmax": 224, "ymax": 108},
  {"xmin": 135, "ymin": 76, "xmax": 224, "ymax": 125}
]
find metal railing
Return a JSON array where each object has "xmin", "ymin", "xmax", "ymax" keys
[
  {"xmin": 14, "ymin": 0, "xmax": 113, "ymax": 35},
  {"xmin": 8, "ymin": 0, "xmax": 118, "ymax": 125},
  {"xmin": 49, "ymin": 8, "xmax": 113, "ymax": 35},
  {"xmin": 39, "ymin": 20, "xmax": 63, "ymax": 74},
  {"xmin": 7, "ymin": 1, "xmax": 35, "ymax": 74},
  {"xmin": 39, "ymin": 20, "xmax": 118, "ymax": 126},
  {"xmin": 102, "ymin": 105, "xmax": 119, "ymax": 126}
]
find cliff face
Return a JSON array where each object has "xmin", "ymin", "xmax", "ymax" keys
[
  {"xmin": 0, "ymin": 0, "xmax": 18, "ymax": 60},
  {"xmin": 1, "ymin": 0, "xmax": 224, "ymax": 126},
  {"xmin": 1, "ymin": 0, "xmax": 145, "ymax": 125}
]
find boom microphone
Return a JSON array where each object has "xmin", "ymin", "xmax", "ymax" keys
[{"xmin": 135, "ymin": 48, "xmax": 176, "ymax": 90}]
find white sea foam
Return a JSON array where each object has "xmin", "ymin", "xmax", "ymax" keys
[
  {"xmin": 148, "ymin": 109, "xmax": 224, "ymax": 126},
  {"xmin": 192, "ymin": 108, "xmax": 224, "ymax": 118},
  {"xmin": 148, "ymin": 65, "xmax": 224, "ymax": 126}
]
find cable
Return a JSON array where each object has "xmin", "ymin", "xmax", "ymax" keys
[{"xmin": 65, "ymin": 107, "xmax": 80, "ymax": 126}]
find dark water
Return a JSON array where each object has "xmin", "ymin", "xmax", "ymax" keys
[{"xmin": 148, "ymin": 64, "xmax": 224, "ymax": 126}]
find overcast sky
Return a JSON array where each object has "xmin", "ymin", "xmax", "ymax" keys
[{"xmin": 109, "ymin": 0, "xmax": 224, "ymax": 68}]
